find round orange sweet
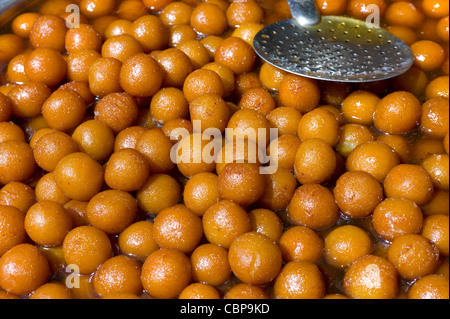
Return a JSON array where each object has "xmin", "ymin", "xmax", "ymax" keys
[
  {"xmin": 153, "ymin": 204, "xmax": 203, "ymax": 254},
  {"xmin": 141, "ymin": 248, "xmax": 191, "ymax": 299},
  {"xmin": 0, "ymin": 243, "xmax": 50, "ymax": 296},
  {"xmin": 228, "ymin": 232, "xmax": 282, "ymax": 285},
  {"xmin": 273, "ymin": 261, "xmax": 325, "ymax": 299}
]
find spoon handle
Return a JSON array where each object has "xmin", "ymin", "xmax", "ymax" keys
[{"xmin": 287, "ymin": 0, "xmax": 321, "ymax": 26}]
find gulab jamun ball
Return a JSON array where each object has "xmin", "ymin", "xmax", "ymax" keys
[{"xmin": 0, "ymin": 0, "xmax": 448, "ymax": 300}]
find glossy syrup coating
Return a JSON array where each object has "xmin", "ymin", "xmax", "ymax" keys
[
  {"xmin": 120, "ymin": 53, "xmax": 163, "ymax": 98},
  {"xmin": 24, "ymin": 200, "xmax": 73, "ymax": 247},
  {"xmin": 0, "ymin": 122, "xmax": 26, "ymax": 144},
  {"xmin": 190, "ymin": 2, "xmax": 227, "ymax": 36},
  {"xmin": 179, "ymin": 283, "xmax": 220, "ymax": 299},
  {"xmin": 141, "ymin": 248, "xmax": 191, "ymax": 299},
  {"xmin": 0, "ymin": 141, "xmax": 36, "ymax": 185},
  {"xmin": 384, "ymin": 1, "xmax": 425, "ymax": 29},
  {"xmin": 94, "ymin": 92, "xmax": 139, "ymax": 134},
  {"xmin": 190, "ymin": 243, "xmax": 232, "ymax": 286},
  {"xmin": 114, "ymin": 126, "xmax": 147, "ymax": 151},
  {"xmin": 28, "ymin": 282, "xmax": 74, "ymax": 299},
  {"xmin": 278, "ymin": 226, "xmax": 324, "ymax": 264},
  {"xmin": 324, "ymin": 225, "xmax": 373, "ymax": 269},
  {"xmin": 411, "ymin": 40, "xmax": 446, "ymax": 72},
  {"xmin": 347, "ymin": 0, "xmax": 387, "ymax": 20},
  {"xmin": 422, "ymin": 154, "xmax": 449, "ymax": 191},
  {"xmin": 11, "ymin": 12, "xmax": 41, "ymax": 38},
  {"xmin": 259, "ymin": 62, "xmax": 287, "ymax": 92},
  {"xmin": 202, "ymin": 62, "xmax": 236, "ymax": 98},
  {"xmin": 384, "ymin": 164, "xmax": 434, "ymax": 206},
  {"xmin": 25, "ymin": 48, "xmax": 66, "ymax": 87},
  {"xmin": 387, "ymin": 234, "xmax": 440, "ymax": 280},
  {"xmin": 168, "ymin": 24, "xmax": 197, "ymax": 47},
  {"xmin": 258, "ymin": 167, "xmax": 298, "ymax": 212},
  {"xmin": 422, "ymin": 0, "xmax": 449, "ymax": 19},
  {"xmin": 152, "ymin": 48, "xmax": 193, "ymax": 88},
  {"xmin": 425, "ymin": 76, "xmax": 449, "ymax": 99},
  {"xmin": 0, "ymin": 205, "xmax": 26, "ymax": 257},
  {"xmin": 273, "ymin": 261, "xmax": 325, "ymax": 299},
  {"xmin": 232, "ymin": 21, "xmax": 264, "ymax": 48},
  {"xmin": 131, "ymin": 15, "xmax": 169, "ymax": 52},
  {"xmin": 33, "ymin": 130, "xmax": 79, "ymax": 172},
  {"xmin": 420, "ymin": 97, "xmax": 449, "ymax": 138},
  {"xmin": 7, "ymin": 82, "xmax": 52, "ymax": 119},
  {"xmin": 266, "ymin": 106, "xmax": 302, "ymax": 136},
  {"xmin": 0, "ymin": 182, "xmax": 35, "ymax": 214},
  {"xmin": 88, "ymin": 57, "xmax": 122, "ymax": 98},
  {"xmin": 54, "ymin": 152, "xmax": 104, "ymax": 201},
  {"xmin": 408, "ymin": 274, "xmax": 449, "ymax": 299},
  {"xmin": 238, "ymin": 87, "xmax": 276, "ymax": 117},
  {"xmin": 224, "ymin": 283, "xmax": 269, "ymax": 299},
  {"xmin": 104, "ymin": 148, "xmax": 150, "ymax": 192},
  {"xmin": 116, "ymin": 0, "xmax": 149, "ymax": 21},
  {"xmin": 175, "ymin": 133, "xmax": 217, "ymax": 178},
  {"xmin": 118, "ymin": 221, "xmax": 159, "ymax": 259},
  {"xmin": 343, "ymin": 255, "xmax": 398, "ymax": 299},
  {"xmin": 65, "ymin": 24, "xmax": 102, "ymax": 53},
  {"xmin": 150, "ymin": 87, "xmax": 188, "ymax": 125},
  {"xmin": 376, "ymin": 133, "xmax": 411, "ymax": 163},
  {"xmin": 79, "ymin": 0, "xmax": 115, "ymax": 19},
  {"xmin": 183, "ymin": 68, "xmax": 224, "ymax": 102},
  {"xmin": 421, "ymin": 214, "xmax": 449, "ymax": 256},
  {"xmin": 214, "ymin": 37, "xmax": 256, "ymax": 75},
  {"xmin": 136, "ymin": 173, "xmax": 181, "ymax": 215},
  {"xmin": 248, "ymin": 208, "xmax": 283, "ymax": 242},
  {"xmin": 136, "ymin": 127, "xmax": 176, "ymax": 174},
  {"xmin": 41, "ymin": 89, "xmax": 86, "ymax": 132},
  {"xmin": 104, "ymin": 19, "xmax": 133, "ymax": 39},
  {"xmin": 373, "ymin": 91, "xmax": 421, "ymax": 135},
  {"xmin": 189, "ymin": 93, "xmax": 230, "ymax": 133},
  {"xmin": 63, "ymin": 199, "xmax": 89, "ymax": 227},
  {"xmin": 372, "ymin": 197, "xmax": 424, "ymax": 242},
  {"xmin": 92, "ymin": 255, "xmax": 143, "ymax": 298},
  {"xmin": 336, "ymin": 123, "xmax": 375, "ymax": 158},
  {"xmin": 346, "ymin": 141, "xmax": 400, "ymax": 182},
  {"xmin": 101, "ymin": 34, "xmax": 143, "ymax": 64},
  {"xmin": 35, "ymin": 172, "xmax": 70, "ymax": 205},
  {"xmin": 333, "ymin": 171, "xmax": 383, "ymax": 219},
  {"xmin": 29, "ymin": 15, "xmax": 67, "ymax": 52},
  {"xmin": 72, "ymin": 119, "xmax": 115, "ymax": 162},
  {"xmin": 0, "ymin": 93, "xmax": 12, "ymax": 122},
  {"xmin": 297, "ymin": 107, "xmax": 340, "ymax": 146},
  {"xmin": 278, "ymin": 74, "xmax": 320, "ymax": 113},
  {"xmin": 0, "ymin": 33, "xmax": 25, "ymax": 63},
  {"xmin": 202, "ymin": 200, "xmax": 251, "ymax": 249},
  {"xmin": 0, "ymin": 243, "xmax": 50, "ymax": 296},
  {"xmin": 228, "ymin": 232, "xmax": 282, "ymax": 285},
  {"xmin": 218, "ymin": 163, "xmax": 265, "ymax": 206},
  {"xmin": 294, "ymin": 138, "xmax": 337, "ymax": 185},
  {"xmin": 0, "ymin": 0, "xmax": 449, "ymax": 300},
  {"xmin": 183, "ymin": 172, "xmax": 220, "ymax": 217},
  {"xmin": 86, "ymin": 190, "xmax": 138, "ymax": 235},
  {"xmin": 159, "ymin": 1, "xmax": 193, "ymax": 27},
  {"xmin": 287, "ymin": 183, "xmax": 339, "ymax": 231},
  {"xmin": 316, "ymin": 0, "xmax": 347, "ymax": 15},
  {"xmin": 62, "ymin": 226, "xmax": 112, "ymax": 275},
  {"xmin": 267, "ymin": 134, "xmax": 301, "ymax": 171},
  {"xmin": 153, "ymin": 204, "xmax": 203, "ymax": 253}
]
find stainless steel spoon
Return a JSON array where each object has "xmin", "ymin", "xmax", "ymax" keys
[{"xmin": 253, "ymin": 0, "xmax": 414, "ymax": 82}]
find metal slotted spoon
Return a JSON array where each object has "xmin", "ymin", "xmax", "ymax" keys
[{"xmin": 253, "ymin": 0, "xmax": 414, "ymax": 82}]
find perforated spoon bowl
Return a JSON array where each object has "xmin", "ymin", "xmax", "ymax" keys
[{"xmin": 253, "ymin": 0, "xmax": 414, "ymax": 82}]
